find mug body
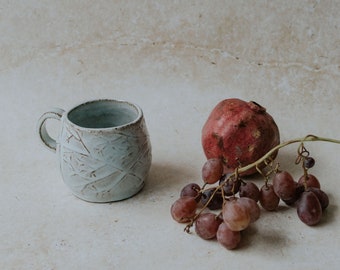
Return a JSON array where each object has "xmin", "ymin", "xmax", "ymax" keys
[{"xmin": 58, "ymin": 100, "xmax": 152, "ymax": 202}]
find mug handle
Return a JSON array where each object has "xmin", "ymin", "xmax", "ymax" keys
[{"xmin": 37, "ymin": 108, "xmax": 65, "ymax": 152}]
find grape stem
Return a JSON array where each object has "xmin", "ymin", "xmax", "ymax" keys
[{"xmin": 234, "ymin": 134, "xmax": 340, "ymax": 176}]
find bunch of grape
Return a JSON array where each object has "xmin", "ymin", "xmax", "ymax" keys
[
  {"xmin": 269, "ymin": 162, "xmax": 329, "ymax": 225},
  {"xmin": 170, "ymin": 145, "xmax": 329, "ymax": 250},
  {"xmin": 171, "ymin": 158, "xmax": 261, "ymax": 250}
]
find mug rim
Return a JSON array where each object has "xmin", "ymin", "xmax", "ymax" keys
[{"xmin": 65, "ymin": 99, "xmax": 143, "ymax": 131}]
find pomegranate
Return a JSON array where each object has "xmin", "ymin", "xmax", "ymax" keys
[{"xmin": 202, "ymin": 98, "xmax": 280, "ymax": 175}]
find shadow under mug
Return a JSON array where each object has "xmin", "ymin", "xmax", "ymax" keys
[{"xmin": 37, "ymin": 99, "xmax": 152, "ymax": 202}]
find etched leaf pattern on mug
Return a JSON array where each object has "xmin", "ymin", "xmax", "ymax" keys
[{"xmin": 59, "ymin": 118, "xmax": 152, "ymax": 201}]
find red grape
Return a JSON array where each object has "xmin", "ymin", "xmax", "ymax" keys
[
  {"xmin": 222, "ymin": 198, "xmax": 250, "ymax": 231},
  {"xmin": 298, "ymin": 174, "xmax": 320, "ymax": 189},
  {"xmin": 200, "ymin": 189, "xmax": 223, "ymax": 210},
  {"xmin": 195, "ymin": 213, "xmax": 223, "ymax": 240},
  {"xmin": 238, "ymin": 197, "xmax": 260, "ymax": 222},
  {"xmin": 180, "ymin": 183, "xmax": 201, "ymax": 199},
  {"xmin": 297, "ymin": 191, "xmax": 322, "ymax": 226},
  {"xmin": 259, "ymin": 184, "xmax": 280, "ymax": 211},
  {"xmin": 221, "ymin": 176, "xmax": 241, "ymax": 196},
  {"xmin": 303, "ymin": 157, "xmax": 315, "ymax": 169},
  {"xmin": 308, "ymin": 187, "xmax": 329, "ymax": 210},
  {"xmin": 170, "ymin": 196, "xmax": 197, "ymax": 223},
  {"xmin": 239, "ymin": 181, "xmax": 260, "ymax": 202},
  {"xmin": 216, "ymin": 222, "xmax": 241, "ymax": 250},
  {"xmin": 281, "ymin": 183, "xmax": 304, "ymax": 206},
  {"xmin": 202, "ymin": 158, "xmax": 224, "ymax": 184},
  {"xmin": 273, "ymin": 171, "xmax": 297, "ymax": 201}
]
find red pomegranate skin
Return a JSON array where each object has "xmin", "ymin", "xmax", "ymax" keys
[{"xmin": 202, "ymin": 99, "xmax": 280, "ymax": 175}]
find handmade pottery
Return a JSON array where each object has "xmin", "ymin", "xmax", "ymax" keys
[{"xmin": 37, "ymin": 99, "xmax": 152, "ymax": 202}]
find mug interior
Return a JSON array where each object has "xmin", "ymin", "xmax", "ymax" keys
[{"xmin": 67, "ymin": 100, "xmax": 140, "ymax": 129}]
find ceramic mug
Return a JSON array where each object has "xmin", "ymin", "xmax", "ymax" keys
[{"xmin": 37, "ymin": 99, "xmax": 152, "ymax": 202}]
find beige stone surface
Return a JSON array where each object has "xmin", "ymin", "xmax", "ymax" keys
[{"xmin": 1, "ymin": 1, "xmax": 340, "ymax": 269}]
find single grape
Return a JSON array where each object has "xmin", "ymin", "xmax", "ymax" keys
[
  {"xmin": 307, "ymin": 187, "xmax": 329, "ymax": 210},
  {"xmin": 216, "ymin": 222, "xmax": 241, "ymax": 250},
  {"xmin": 298, "ymin": 174, "xmax": 320, "ymax": 189},
  {"xmin": 220, "ymin": 176, "xmax": 241, "ymax": 196},
  {"xmin": 303, "ymin": 157, "xmax": 315, "ymax": 169},
  {"xmin": 282, "ymin": 183, "xmax": 304, "ymax": 206},
  {"xmin": 237, "ymin": 197, "xmax": 260, "ymax": 223},
  {"xmin": 222, "ymin": 198, "xmax": 251, "ymax": 231},
  {"xmin": 259, "ymin": 184, "xmax": 280, "ymax": 211},
  {"xmin": 273, "ymin": 171, "xmax": 297, "ymax": 201},
  {"xmin": 170, "ymin": 196, "xmax": 197, "ymax": 223},
  {"xmin": 180, "ymin": 183, "xmax": 201, "ymax": 201},
  {"xmin": 297, "ymin": 191, "xmax": 322, "ymax": 226},
  {"xmin": 239, "ymin": 181, "xmax": 260, "ymax": 202},
  {"xmin": 200, "ymin": 189, "xmax": 223, "ymax": 210},
  {"xmin": 195, "ymin": 212, "xmax": 223, "ymax": 240},
  {"xmin": 202, "ymin": 158, "xmax": 224, "ymax": 184}
]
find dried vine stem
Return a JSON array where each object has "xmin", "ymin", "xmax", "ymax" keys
[{"xmin": 233, "ymin": 134, "xmax": 340, "ymax": 176}]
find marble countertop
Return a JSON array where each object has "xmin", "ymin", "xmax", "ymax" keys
[{"xmin": 1, "ymin": 1, "xmax": 340, "ymax": 269}]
